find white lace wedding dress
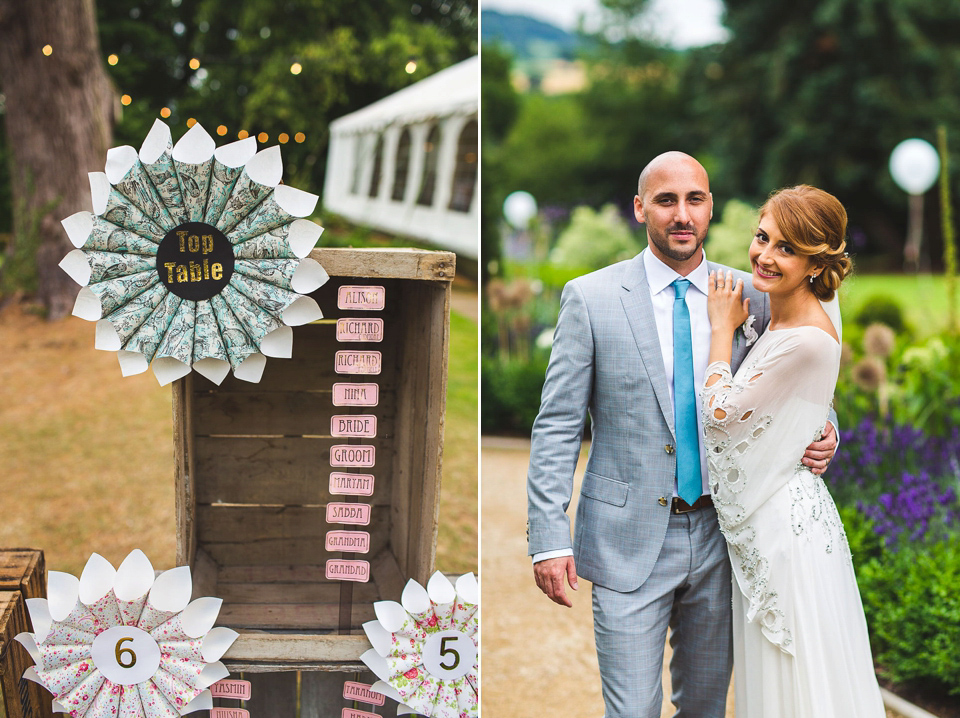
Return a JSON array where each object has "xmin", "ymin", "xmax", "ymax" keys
[{"xmin": 702, "ymin": 324, "xmax": 885, "ymax": 717}]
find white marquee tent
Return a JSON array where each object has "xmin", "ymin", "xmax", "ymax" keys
[{"xmin": 323, "ymin": 56, "xmax": 478, "ymax": 259}]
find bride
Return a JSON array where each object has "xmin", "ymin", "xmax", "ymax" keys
[{"xmin": 702, "ymin": 185, "xmax": 885, "ymax": 716}]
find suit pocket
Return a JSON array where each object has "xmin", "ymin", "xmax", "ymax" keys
[{"xmin": 579, "ymin": 472, "xmax": 628, "ymax": 507}]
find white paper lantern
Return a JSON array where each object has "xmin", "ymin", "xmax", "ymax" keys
[
  {"xmin": 889, "ymin": 138, "xmax": 940, "ymax": 195},
  {"xmin": 502, "ymin": 191, "xmax": 537, "ymax": 229}
]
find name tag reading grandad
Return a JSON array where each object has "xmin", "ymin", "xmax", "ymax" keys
[
  {"xmin": 336, "ymin": 318, "xmax": 384, "ymax": 342},
  {"xmin": 331, "ymin": 415, "xmax": 377, "ymax": 438},
  {"xmin": 338, "ymin": 285, "xmax": 385, "ymax": 311},
  {"xmin": 330, "ymin": 472, "xmax": 375, "ymax": 496},
  {"xmin": 335, "ymin": 351, "xmax": 381, "ymax": 375},
  {"xmin": 325, "ymin": 530, "xmax": 371, "ymax": 553},
  {"xmin": 326, "ymin": 502, "xmax": 371, "ymax": 525},
  {"xmin": 332, "ymin": 382, "xmax": 379, "ymax": 407},
  {"xmin": 326, "ymin": 559, "xmax": 370, "ymax": 582},
  {"xmin": 343, "ymin": 682, "xmax": 385, "ymax": 706},
  {"xmin": 330, "ymin": 444, "xmax": 375, "ymax": 467}
]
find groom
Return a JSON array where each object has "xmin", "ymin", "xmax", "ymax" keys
[{"xmin": 526, "ymin": 151, "xmax": 837, "ymax": 716}]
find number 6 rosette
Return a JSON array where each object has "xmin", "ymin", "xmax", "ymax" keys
[
  {"xmin": 361, "ymin": 572, "xmax": 478, "ymax": 718},
  {"xmin": 14, "ymin": 550, "xmax": 238, "ymax": 718},
  {"xmin": 59, "ymin": 118, "xmax": 329, "ymax": 386}
]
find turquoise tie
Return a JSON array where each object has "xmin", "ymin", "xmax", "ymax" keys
[{"xmin": 672, "ymin": 279, "xmax": 703, "ymax": 505}]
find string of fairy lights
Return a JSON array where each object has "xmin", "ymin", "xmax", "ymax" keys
[{"xmin": 37, "ymin": 42, "xmax": 381, "ymax": 144}]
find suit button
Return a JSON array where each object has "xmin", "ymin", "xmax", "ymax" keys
[
  {"xmin": 659, "ymin": 497, "xmax": 668, "ymax": 506},
  {"xmin": 665, "ymin": 444, "xmax": 675, "ymax": 454}
]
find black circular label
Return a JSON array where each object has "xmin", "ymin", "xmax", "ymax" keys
[{"xmin": 156, "ymin": 222, "xmax": 234, "ymax": 300}]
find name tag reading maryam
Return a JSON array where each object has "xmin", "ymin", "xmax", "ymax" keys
[{"xmin": 329, "ymin": 472, "xmax": 375, "ymax": 496}]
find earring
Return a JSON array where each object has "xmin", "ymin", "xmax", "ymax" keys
[{"xmin": 810, "ymin": 274, "xmax": 817, "ymax": 283}]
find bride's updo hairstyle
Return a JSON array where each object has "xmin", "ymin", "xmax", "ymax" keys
[{"xmin": 760, "ymin": 185, "xmax": 853, "ymax": 301}]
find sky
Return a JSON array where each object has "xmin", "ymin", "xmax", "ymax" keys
[{"xmin": 480, "ymin": 0, "xmax": 730, "ymax": 49}]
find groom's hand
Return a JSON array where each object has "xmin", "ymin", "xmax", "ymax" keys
[
  {"xmin": 534, "ymin": 556, "xmax": 579, "ymax": 607},
  {"xmin": 801, "ymin": 421, "xmax": 838, "ymax": 475}
]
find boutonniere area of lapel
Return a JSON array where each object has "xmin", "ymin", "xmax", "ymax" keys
[{"xmin": 736, "ymin": 315, "xmax": 758, "ymax": 347}]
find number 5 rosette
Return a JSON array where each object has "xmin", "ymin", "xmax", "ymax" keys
[
  {"xmin": 15, "ymin": 550, "xmax": 238, "ymax": 718},
  {"xmin": 361, "ymin": 572, "xmax": 478, "ymax": 718}
]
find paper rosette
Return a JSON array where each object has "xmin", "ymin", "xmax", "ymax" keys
[
  {"xmin": 361, "ymin": 572, "xmax": 478, "ymax": 718},
  {"xmin": 15, "ymin": 550, "xmax": 238, "ymax": 718},
  {"xmin": 59, "ymin": 118, "xmax": 329, "ymax": 385}
]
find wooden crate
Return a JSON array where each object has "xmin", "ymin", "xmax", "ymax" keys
[
  {"xmin": 172, "ymin": 248, "xmax": 454, "ymax": 670},
  {"xmin": 0, "ymin": 550, "xmax": 50, "ymax": 718}
]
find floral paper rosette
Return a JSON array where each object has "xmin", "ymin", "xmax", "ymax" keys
[
  {"xmin": 15, "ymin": 550, "xmax": 238, "ymax": 718},
  {"xmin": 361, "ymin": 572, "xmax": 478, "ymax": 718},
  {"xmin": 59, "ymin": 119, "xmax": 329, "ymax": 385}
]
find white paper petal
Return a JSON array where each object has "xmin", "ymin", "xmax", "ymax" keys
[
  {"xmin": 233, "ymin": 352, "xmax": 266, "ymax": 383},
  {"xmin": 89, "ymin": 172, "xmax": 112, "ymax": 215},
  {"xmin": 200, "ymin": 627, "xmax": 238, "ymax": 662},
  {"xmin": 62, "ymin": 211, "xmax": 94, "ymax": 248},
  {"xmin": 361, "ymin": 648, "xmax": 391, "ymax": 683},
  {"xmin": 26, "ymin": 597, "xmax": 52, "ymax": 642},
  {"xmin": 292, "ymin": 258, "xmax": 328, "ymax": 294},
  {"xmin": 198, "ymin": 661, "xmax": 229, "ymax": 688},
  {"xmin": 192, "ymin": 357, "xmax": 231, "ymax": 385},
  {"xmin": 245, "ymin": 145, "xmax": 282, "ymax": 186},
  {"xmin": 282, "ymin": 295, "xmax": 322, "ymax": 325},
  {"xmin": 106, "ymin": 145, "xmax": 139, "ymax": 183},
  {"xmin": 362, "ymin": 619, "xmax": 393, "ymax": 657},
  {"xmin": 52, "ymin": 700, "xmax": 70, "ymax": 714},
  {"xmin": 180, "ymin": 597, "xmax": 222, "ymax": 638},
  {"xmin": 48, "ymin": 572, "xmax": 81, "ymax": 622},
  {"xmin": 179, "ymin": 690, "xmax": 212, "ymax": 716},
  {"xmin": 140, "ymin": 120, "xmax": 173, "ymax": 165},
  {"xmin": 118, "ymin": 350, "xmax": 150, "ymax": 377},
  {"xmin": 73, "ymin": 287, "xmax": 103, "ymax": 321},
  {"xmin": 374, "ymin": 601, "xmax": 412, "ymax": 633},
  {"xmin": 401, "ymin": 579, "xmax": 432, "ymax": 616},
  {"xmin": 115, "ymin": 550, "xmax": 155, "ymax": 601},
  {"xmin": 153, "ymin": 358, "xmax": 192, "ymax": 386},
  {"xmin": 23, "ymin": 665, "xmax": 44, "ymax": 685},
  {"xmin": 149, "ymin": 566, "xmax": 193, "ymax": 612},
  {"xmin": 15, "ymin": 632, "xmax": 42, "ymax": 666},
  {"xmin": 259, "ymin": 326, "xmax": 292, "ymax": 358},
  {"xmin": 427, "ymin": 572, "xmax": 456, "ymax": 606},
  {"xmin": 79, "ymin": 553, "xmax": 117, "ymax": 605},
  {"xmin": 370, "ymin": 680, "xmax": 406, "ymax": 707},
  {"xmin": 172, "ymin": 123, "xmax": 217, "ymax": 164},
  {"xmin": 60, "ymin": 249, "xmax": 92, "ymax": 286},
  {"xmin": 226, "ymin": 185, "xmax": 318, "ymax": 244}
]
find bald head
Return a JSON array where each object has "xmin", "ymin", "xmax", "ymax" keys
[{"xmin": 637, "ymin": 151, "xmax": 709, "ymax": 200}]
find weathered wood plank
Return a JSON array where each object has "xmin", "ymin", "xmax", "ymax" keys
[
  {"xmin": 198, "ymin": 506, "xmax": 389, "ymax": 566},
  {"xmin": 244, "ymin": 672, "xmax": 297, "ymax": 717},
  {"xmin": 0, "ymin": 549, "xmax": 45, "ymax": 599},
  {"xmin": 216, "ymin": 581, "xmax": 378, "ymax": 605},
  {"xmin": 195, "ymin": 438, "xmax": 394, "ymax": 505},
  {"xmin": 173, "ymin": 374, "xmax": 197, "ymax": 567},
  {"xmin": 224, "ymin": 632, "xmax": 371, "ymax": 663},
  {"xmin": 219, "ymin": 602, "xmax": 376, "ymax": 629},
  {"xmin": 310, "ymin": 248, "xmax": 455, "ymax": 282},
  {"xmin": 369, "ymin": 549, "xmax": 405, "ymax": 604}
]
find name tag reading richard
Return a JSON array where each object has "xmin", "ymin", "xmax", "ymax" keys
[
  {"xmin": 331, "ymin": 415, "xmax": 377, "ymax": 438},
  {"xmin": 326, "ymin": 559, "xmax": 370, "ymax": 582},
  {"xmin": 329, "ymin": 472, "xmax": 375, "ymax": 496},
  {"xmin": 325, "ymin": 530, "xmax": 371, "ymax": 553},
  {"xmin": 326, "ymin": 502, "xmax": 372, "ymax": 525},
  {"xmin": 335, "ymin": 351, "xmax": 382, "ymax": 375},
  {"xmin": 338, "ymin": 286, "xmax": 385, "ymax": 311},
  {"xmin": 330, "ymin": 444, "xmax": 375, "ymax": 467},
  {"xmin": 332, "ymin": 382, "xmax": 379, "ymax": 407},
  {"xmin": 336, "ymin": 318, "xmax": 384, "ymax": 342},
  {"xmin": 343, "ymin": 682, "xmax": 386, "ymax": 706}
]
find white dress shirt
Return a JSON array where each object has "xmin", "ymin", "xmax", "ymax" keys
[{"xmin": 533, "ymin": 249, "xmax": 713, "ymax": 565}]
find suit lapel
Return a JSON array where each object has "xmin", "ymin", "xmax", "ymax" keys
[{"xmin": 621, "ymin": 253, "xmax": 675, "ymax": 439}]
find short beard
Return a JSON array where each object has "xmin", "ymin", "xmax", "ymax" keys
[{"xmin": 648, "ymin": 225, "xmax": 705, "ymax": 262}]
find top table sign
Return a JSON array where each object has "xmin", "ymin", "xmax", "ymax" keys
[{"xmin": 338, "ymin": 286, "xmax": 385, "ymax": 311}]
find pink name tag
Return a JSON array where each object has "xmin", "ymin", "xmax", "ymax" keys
[
  {"xmin": 332, "ymin": 382, "xmax": 379, "ymax": 406},
  {"xmin": 336, "ymin": 318, "xmax": 384, "ymax": 342},
  {"xmin": 326, "ymin": 559, "xmax": 370, "ymax": 582},
  {"xmin": 210, "ymin": 680, "xmax": 251, "ymax": 700},
  {"xmin": 331, "ymin": 415, "xmax": 377, "ymax": 438},
  {"xmin": 342, "ymin": 709, "xmax": 380, "ymax": 718},
  {"xmin": 211, "ymin": 710, "xmax": 249, "ymax": 718},
  {"xmin": 330, "ymin": 444, "xmax": 375, "ymax": 467},
  {"xmin": 335, "ymin": 351, "xmax": 382, "ymax": 375},
  {"xmin": 343, "ymin": 682, "xmax": 385, "ymax": 705},
  {"xmin": 326, "ymin": 502, "xmax": 372, "ymax": 525},
  {"xmin": 326, "ymin": 530, "xmax": 371, "ymax": 553},
  {"xmin": 338, "ymin": 286, "xmax": 385, "ymax": 311},
  {"xmin": 329, "ymin": 472, "xmax": 375, "ymax": 496}
]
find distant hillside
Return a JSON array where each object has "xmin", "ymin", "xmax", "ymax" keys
[{"xmin": 481, "ymin": 9, "xmax": 581, "ymax": 61}]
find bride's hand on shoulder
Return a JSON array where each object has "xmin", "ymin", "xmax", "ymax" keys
[{"xmin": 707, "ymin": 270, "xmax": 750, "ymax": 334}]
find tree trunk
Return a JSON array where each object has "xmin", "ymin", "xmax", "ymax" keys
[{"xmin": 0, "ymin": 0, "xmax": 113, "ymax": 319}]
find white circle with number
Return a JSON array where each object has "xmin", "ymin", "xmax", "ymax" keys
[
  {"xmin": 91, "ymin": 626, "xmax": 161, "ymax": 685},
  {"xmin": 422, "ymin": 630, "xmax": 476, "ymax": 681}
]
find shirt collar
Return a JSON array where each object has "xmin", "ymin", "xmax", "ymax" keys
[{"xmin": 642, "ymin": 247, "xmax": 710, "ymax": 296}]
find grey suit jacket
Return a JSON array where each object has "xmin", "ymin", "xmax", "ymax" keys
[{"xmin": 527, "ymin": 251, "xmax": 771, "ymax": 593}]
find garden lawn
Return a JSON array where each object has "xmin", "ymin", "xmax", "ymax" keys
[
  {"xmin": 840, "ymin": 273, "xmax": 952, "ymax": 337},
  {"xmin": 0, "ymin": 301, "xmax": 478, "ymax": 576}
]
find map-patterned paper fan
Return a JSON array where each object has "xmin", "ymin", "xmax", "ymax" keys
[
  {"xmin": 361, "ymin": 572, "xmax": 478, "ymax": 718},
  {"xmin": 15, "ymin": 550, "xmax": 238, "ymax": 718},
  {"xmin": 59, "ymin": 119, "xmax": 328, "ymax": 385}
]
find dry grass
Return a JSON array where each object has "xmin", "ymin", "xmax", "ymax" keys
[{"xmin": 0, "ymin": 298, "xmax": 477, "ymax": 577}]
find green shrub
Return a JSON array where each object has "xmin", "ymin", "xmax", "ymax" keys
[
  {"xmin": 855, "ymin": 294, "xmax": 907, "ymax": 333},
  {"xmin": 481, "ymin": 355, "xmax": 549, "ymax": 435},
  {"xmin": 548, "ymin": 204, "xmax": 643, "ymax": 271},
  {"xmin": 703, "ymin": 199, "xmax": 758, "ymax": 272},
  {"xmin": 856, "ymin": 538, "xmax": 960, "ymax": 695}
]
